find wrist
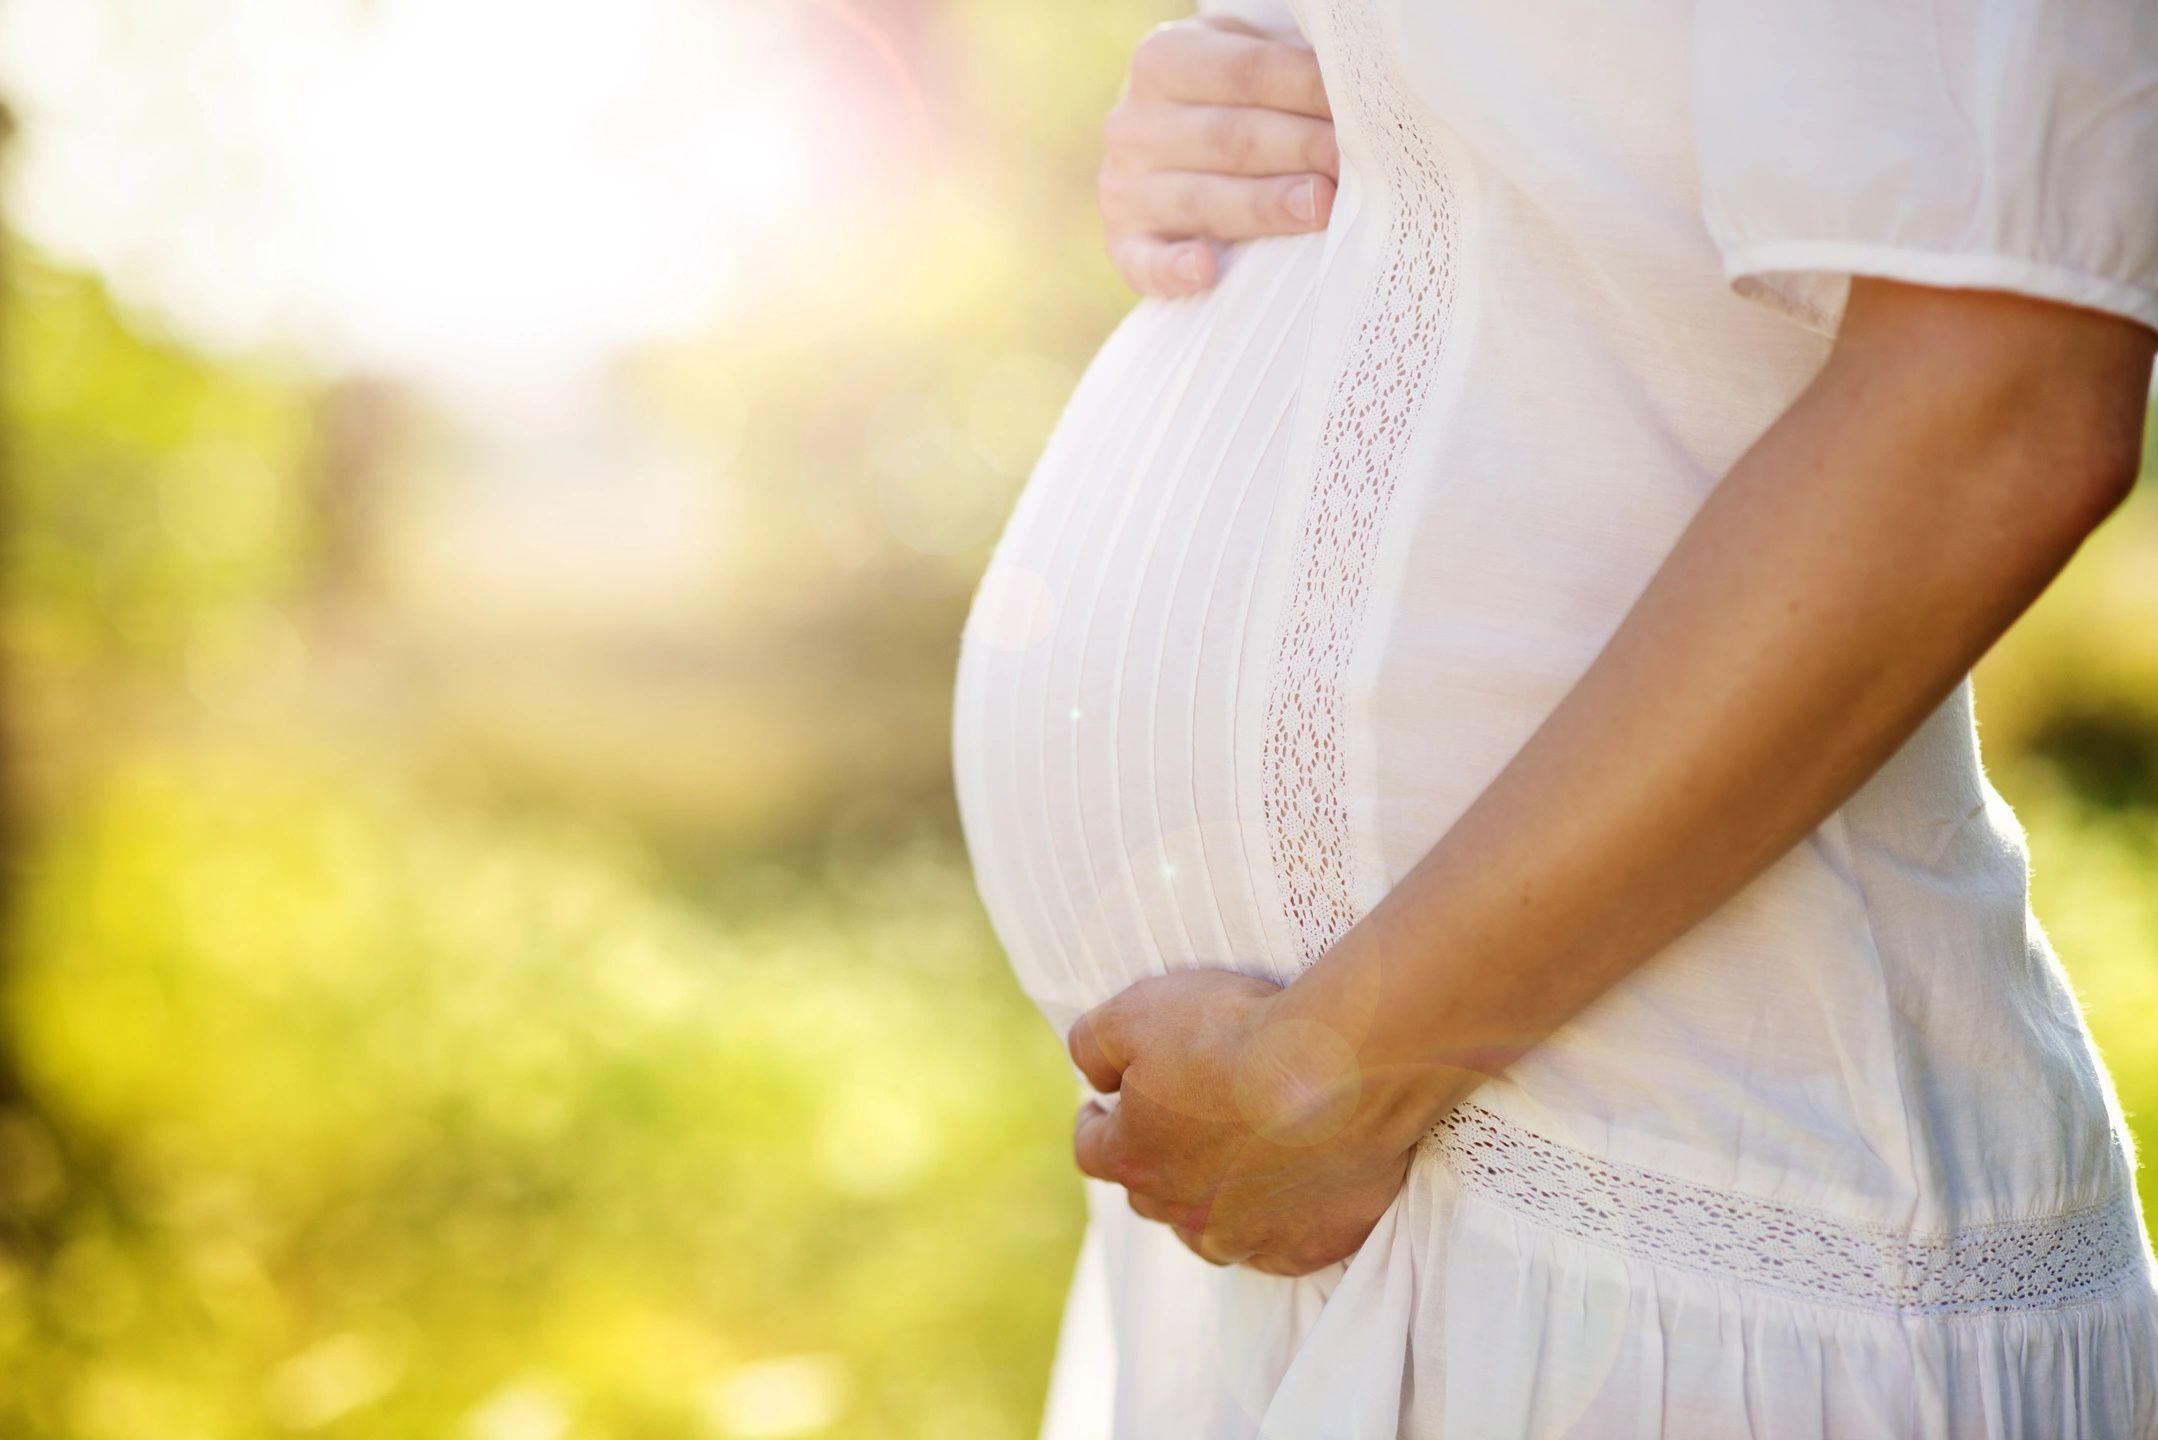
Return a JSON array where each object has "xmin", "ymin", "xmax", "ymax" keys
[
  {"xmin": 1229, "ymin": 983, "xmax": 1369, "ymax": 1149},
  {"xmin": 1244, "ymin": 958, "xmax": 1470, "ymax": 1159},
  {"xmin": 1355, "ymin": 1052, "xmax": 1471, "ymax": 1157}
]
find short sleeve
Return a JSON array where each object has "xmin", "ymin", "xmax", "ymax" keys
[{"xmin": 1692, "ymin": 0, "xmax": 2158, "ymax": 338}]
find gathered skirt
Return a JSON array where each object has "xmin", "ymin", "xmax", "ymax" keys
[{"xmin": 1038, "ymin": 1101, "xmax": 2158, "ymax": 1438}]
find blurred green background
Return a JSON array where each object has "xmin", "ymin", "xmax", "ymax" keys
[{"xmin": 0, "ymin": 2, "xmax": 2154, "ymax": 1438}]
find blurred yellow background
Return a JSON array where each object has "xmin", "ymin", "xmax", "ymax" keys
[{"xmin": 0, "ymin": 2, "xmax": 2154, "ymax": 1437}]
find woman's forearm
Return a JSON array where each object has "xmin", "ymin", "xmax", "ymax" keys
[{"xmin": 1277, "ymin": 278, "xmax": 2157, "ymax": 1151}]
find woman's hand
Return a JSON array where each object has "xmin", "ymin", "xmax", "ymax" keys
[
  {"xmin": 1066, "ymin": 968, "xmax": 1430, "ymax": 1276},
  {"xmin": 1099, "ymin": 15, "xmax": 1338, "ymax": 299}
]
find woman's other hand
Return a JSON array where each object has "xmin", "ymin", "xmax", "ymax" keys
[
  {"xmin": 1099, "ymin": 15, "xmax": 1338, "ymax": 299},
  {"xmin": 1067, "ymin": 969, "xmax": 1424, "ymax": 1276}
]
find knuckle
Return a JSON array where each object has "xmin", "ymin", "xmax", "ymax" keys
[
  {"xmin": 1077, "ymin": 1004, "xmax": 1109, "ymax": 1059},
  {"xmin": 1103, "ymin": 1142, "xmax": 1144, "ymax": 1191},
  {"xmin": 1103, "ymin": 1132, "xmax": 1162, "ymax": 1194},
  {"xmin": 1301, "ymin": 75, "xmax": 1329, "ymax": 119},
  {"xmin": 1074, "ymin": 1117, "xmax": 1111, "ymax": 1178},
  {"xmin": 1128, "ymin": 25, "xmax": 1180, "ymax": 93},
  {"xmin": 1101, "ymin": 100, "xmax": 1143, "ymax": 157},
  {"xmin": 1108, "ymin": 991, "xmax": 1148, "ymax": 1051},
  {"xmin": 1303, "ymin": 123, "xmax": 1339, "ymax": 175},
  {"xmin": 1224, "ymin": 43, "xmax": 1269, "ymax": 102},
  {"xmin": 1217, "ymin": 179, "xmax": 1266, "ymax": 236},
  {"xmin": 1207, "ymin": 107, "xmax": 1256, "ymax": 168},
  {"xmin": 1095, "ymin": 1141, "xmax": 1129, "ymax": 1185},
  {"xmin": 1286, "ymin": 47, "xmax": 1328, "ymax": 114},
  {"xmin": 1095, "ymin": 166, "xmax": 1129, "ymax": 224},
  {"xmin": 1170, "ymin": 174, "xmax": 1207, "ymax": 231}
]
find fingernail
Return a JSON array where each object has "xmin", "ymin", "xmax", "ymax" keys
[
  {"xmin": 1288, "ymin": 178, "xmax": 1316, "ymax": 223},
  {"xmin": 1174, "ymin": 248, "xmax": 1202, "ymax": 284}
]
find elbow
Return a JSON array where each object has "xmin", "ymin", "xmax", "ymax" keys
[
  {"xmin": 2081, "ymin": 413, "xmax": 2145, "ymax": 519},
  {"xmin": 1952, "ymin": 342, "xmax": 2151, "ymax": 551},
  {"xmin": 2080, "ymin": 446, "xmax": 2141, "ymax": 533},
  {"xmin": 2023, "ymin": 388, "xmax": 2147, "ymax": 542},
  {"xmin": 1970, "ymin": 319, "xmax": 2151, "ymax": 543},
  {"xmin": 1836, "ymin": 279, "xmax": 2155, "ymax": 543},
  {"xmin": 1915, "ymin": 363, "xmax": 2150, "ymax": 553}
]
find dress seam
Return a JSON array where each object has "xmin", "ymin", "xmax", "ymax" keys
[
  {"xmin": 1717, "ymin": 238, "xmax": 2158, "ymax": 336},
  {"xmin": 1423, "ymin": 1099, "xmax": 2151, "ymax": 1320},
  {"xmin": 1439, "ymin": 1174, "xmax": 2151, "ymax": 1324}
]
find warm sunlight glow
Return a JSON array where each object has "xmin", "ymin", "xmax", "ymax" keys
[{"xmin": 0, "ymin": 0, "xmax": 816, "ymax": 385}]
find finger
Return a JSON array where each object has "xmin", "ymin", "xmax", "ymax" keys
[
  {"xmin": 1072, "ymin": 1099, "xmax": 1124, "ymax": 1182},
  {"xmin": 1128, "ymin": 22, "xmax": 1330, "ymax": 119},
  {"xmin": 1101, "ymin": 170, "xmax": 1335, "ymax": 244},
  {"xmin": 1169, "ymin": 1218, "xmax": 1248, "ymax": 1268},
  {"xmin": 1067, "ymin": 1003, "xmax": 1130, "ymax": 1094},
  {"xmin": 1191, "ymin": 13, "xmax": 1279, "ymax": 42},
  {"xmin": 1239, "ymin": 1252, "xmax": 1309, "ymax": 1278},
  {"xmin": 1105, "ymin": 99, "xmax": 1339, "ymax": 180},
  {"xmin": 1108, "ymin": 235, "xmax": 1219, "ymax": 298},
  {"xmin": 1128, "ymin": 1180, "xmax": 1224, "ymax": 1237},
  {"xmin": 1127, "ymin": 1188, "xmax": 1182, "ymax": 1225},
  {"xmin": 1177, "ymin": 1229, "xmax": 1230, "ymax": 1266}
]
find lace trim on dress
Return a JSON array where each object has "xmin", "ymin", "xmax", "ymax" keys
[
  {"xmin": 1426, "ymin": 1101, "xmax": 2151, "ymax": 1316},
  {"xmin": 1260, "ymin": 0, "xmax": 1462, "ymax": 971}
]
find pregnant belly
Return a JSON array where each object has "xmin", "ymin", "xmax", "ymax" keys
[{"xmin": 951, "ymin": 232, "xmax": 1329, "ymax": 1034}]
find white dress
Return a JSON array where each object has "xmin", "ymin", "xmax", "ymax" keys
[{"xmin": 949, "ymin": 0, "xmax": 2158, "ymax": 1434}]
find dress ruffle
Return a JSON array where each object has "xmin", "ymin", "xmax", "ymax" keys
[{"xmin": 1043, "ymin": 1115, "xmax": 2158, "ymax": 1440}]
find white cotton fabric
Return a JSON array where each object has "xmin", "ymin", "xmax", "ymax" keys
[{"xmin": 950, "ymin": 0, "xmax": 2158, "ymax": 1435}]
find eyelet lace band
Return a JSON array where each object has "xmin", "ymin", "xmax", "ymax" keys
[
  {"xmin": 1260, "ymin": 0, "xmax": 1461, "ymax": 973},
  {"xmin": 1425, "ymin": 1101, "xmax": 2152, "ymax": 1317}
]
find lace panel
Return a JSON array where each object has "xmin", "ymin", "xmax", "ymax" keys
[
  {"xmin": 1427, "ymin": 1101, "xmax": 2151, "ymax": 1316},
  {"xmin": 1260, "ymin": 0, "xmax": 1462, "ymax": 971}
]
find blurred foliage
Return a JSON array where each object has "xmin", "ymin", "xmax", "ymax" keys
[
  {"xmin": 0, "ymin": 748, "xmax": 1078, "ymax": 1439},
  {"xmin": 2014, "ymin": 780, "xmax": 2158, "ymax": 1222},
  {"xmin": 4, "ymin": 260, "xmax": 319, "ymax": 675},
  {"xmin": 0, "ymin": 1, "xmax": 1174, "ymax": 1431},
  {"xmin": 0, "ymin": 0, "xmax": 2155, "ymax": 1435}
]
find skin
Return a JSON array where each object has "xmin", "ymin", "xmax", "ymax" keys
[
  {"xmin": 1068, "ymin": 277, "xmax": 2158, "ymax": 1276},
  {"xmin": 1098, "ymin": 14, "xmax": 1339, "ymax": 298}
]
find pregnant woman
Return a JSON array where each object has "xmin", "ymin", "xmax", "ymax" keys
[{"xmin": 950, "ymin": 0, "xmax": 2158, "ymax": 1434}]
